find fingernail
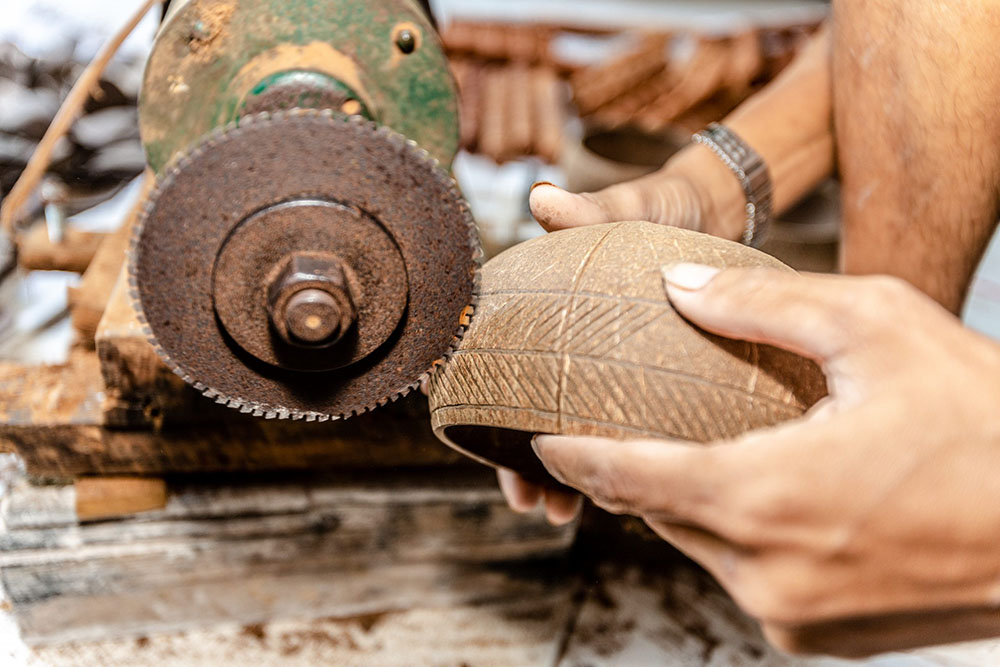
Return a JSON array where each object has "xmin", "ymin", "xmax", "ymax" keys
[
  {"xmin": 661, "ymin": 263, "xmax": 720, "ymax": 291},
  {"xmin": 545, "ymin": 499, "xmax": 581, "ymax": 527},
  {"xmin": 497, "ymin": 468, "xmax": 541, "ymax": 513},
  {"xmin": 530, "ymin": 181, "xmax": 557, "ymax": 193},
  {"xmin": 531, "ymin": 435, "xmax": 566, "ymax": 484}
]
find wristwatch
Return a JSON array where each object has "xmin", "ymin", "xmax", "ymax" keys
[{"xmin": 692, "ymin": 123, "xmax": 773, "ymax": 247}]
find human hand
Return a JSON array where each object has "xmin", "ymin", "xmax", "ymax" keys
[
  {"xmin": 529, "ymin": 172, "xmax": 707, "ymax": 234},
  {"xmin": 495, "ymin": 468, "xmax": 580, "ymax": 526},
  {"xmin": 531, "ymin": 264, "xmax": 1000, "ymax": 656}
]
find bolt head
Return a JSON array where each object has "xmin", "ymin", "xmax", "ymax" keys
[
  {"xmin": 283, "ymin": 287, "xmax": 352, "ymax": 344},
  {"xmin": 266, "ymin": 252, "xmax": 357, "ymax": 348}
]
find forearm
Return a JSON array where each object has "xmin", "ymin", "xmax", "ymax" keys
[
  {"xmin": 834, "ymin": 0, "xmax": 1000, "ymax": 313},
  {"xmin": 664, "ymin": 25, "xmax": 834, "ymax": 240}
]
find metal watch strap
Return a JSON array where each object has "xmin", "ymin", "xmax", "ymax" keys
[{"xmin": 691, "ymin": 123, "xmax": 772, "ymax": 247}]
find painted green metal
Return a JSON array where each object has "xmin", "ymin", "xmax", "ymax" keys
[{"xmin": 138, "ymin": 0, "xmax": 459, "ymax": 172}]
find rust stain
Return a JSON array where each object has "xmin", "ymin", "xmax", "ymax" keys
[{"xmin": 187, "ymin": 1, "xmax": 235, "ymax": 60}]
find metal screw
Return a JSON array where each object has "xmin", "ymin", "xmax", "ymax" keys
[{"xmin": 395, "ymin": 29, "xmax": 416, "ymax": 54}]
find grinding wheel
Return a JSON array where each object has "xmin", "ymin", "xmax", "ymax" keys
[{"xmin": 428, "ymin": 222, "xmax": 827, "ymax": 484}]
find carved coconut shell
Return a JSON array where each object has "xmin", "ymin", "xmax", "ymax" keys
[{"xmin": 429, "ymin": 221, "xmax": 827, "ymax": 484}]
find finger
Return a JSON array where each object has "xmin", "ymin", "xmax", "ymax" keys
[
  {"xmin": 496, "ymin": 468, "xmax": 542, "ymax": 513},
  {"xmin": 531, "ymin": 179, "xmax": 677, "ymax": 232},
  {"xmin": 661, "ymin": 263, "xmax": 886, "ymax": 363},
  {"xmin": 646, "ymin": 521, "xmax": 740, "ymax": 583},
  {"xmin": 532, "ymin": 417, "xmax": 848, "ymax": 540},
  {"xmin": 532, "ymin": 434, "xmax": 726, "ymax": 528},
  {"xmin": 529, "ymin": 183, "xmax": 620, "ymax": 232},
  {"xmin": 543, "ymin": 487, "xmax": 582, "ymax": 525}
]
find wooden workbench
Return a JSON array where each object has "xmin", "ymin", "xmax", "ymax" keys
[{"xmin": 5, "ymin": 465, "xmax": 999, "ymax": 666}]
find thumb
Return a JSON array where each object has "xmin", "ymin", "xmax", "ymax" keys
[
  {"xmin": 529, "ymin": 183, "xmax": 625, "ymax": 232},
  {"xmin": 529, "ymin": 178, "xmax": 701, "ymax": 233},
  {"xmin": 660, "ymin": 263, "xmax": 879, "ymax": 364}
]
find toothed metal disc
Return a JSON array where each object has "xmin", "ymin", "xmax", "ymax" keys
[{"xmin": 129, "ymin": 111, "xmax": 480, "ymax": 420}]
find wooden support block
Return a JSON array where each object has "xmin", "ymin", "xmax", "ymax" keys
[
  {"xmin": 0, "ymin": 348, "xmax": 103, "ymax": 432},
  {"xmin": 68, "ymin": 171, "xmax": 152, "ymax": 344},
  {"xmin": 75, "ymin": 476, "xmax": 168, "ymax": 521},
  {"xmin": 16, "ymin": 224, "xmax": 107, "ymax": 274},
  {"xmin": 0, "ymin": 350, "xmax": 467, "ymax": 479},
  {"xmin": 95, "ymin": 266, "xmax": 198, "ymax": 428}
]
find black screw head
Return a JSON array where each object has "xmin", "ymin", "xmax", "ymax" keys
[{"xmin": 395, "ymin": 29, "xmax": 417, "ymax": 54}]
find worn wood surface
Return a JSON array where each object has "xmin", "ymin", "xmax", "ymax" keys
[
  {"xmin": 95, "ymin": 267, "xmax": 199, "ymax": 428},
  {"xmin": 0, "ymin": 349, "xmax": 465, "ymax": 479},
  {"xmin": 429, "ymin": 222, "xmax": 828, "ymax": 482},
  {"xmin": 74, "ymin": 476, "xmax": 168, "ymax": 520},
  {"xmin": 67, "ymin": 171, "xmax": 151, "ymax": 343},
  {"xmin": 18, "ymin": 563, "xmax": 1000, "ymax": 667},
  {"xmin": 0, "ymin": 464, "xmax": 779, "ymax": 664},
  {"xmin": 27, "ymin": 597, "xmax": 577, "ymax": 666},
  {"xmin": 1, "ymin": 468, "xmax": 576, "ymax": 647},
  {"xmin": 5, "ymin": 472, "xmax": 1000, "ymax": 665}
]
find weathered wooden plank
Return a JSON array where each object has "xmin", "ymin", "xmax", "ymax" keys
[
  {"xmin": 0, "ymin": 469, "xmax": 576, "ymax": 646},
  {"xmin": 95, "ymin": 268, "xmax": 200, "ymax": 427},
  {"xmin": 29, "ymin": 594, "xmax": 576, "ymax": 666},
  {"xmin": 0, "ymin": 417, "xmax": 468, "ymax": 479},
  {"xmin": 558, "ymin": 562, "xmax": 791, "ymax": 666},
  {"xmin": 0, "ymin": 350, "xmax": 469, "ymax": 478},
  {"xmin": 74, "ymin": 477, "xmax": 168, "ymax": 520},
  {"xmin": 0, "ymin": 349, "xmax": 104, "ymax": 430},
  {"xmin": 67, "ymin": 171, "xmax": 152, "ymax": 344}
]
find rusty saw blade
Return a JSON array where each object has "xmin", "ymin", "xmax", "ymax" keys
[{"xmin": 128, "ymin": 110, "xmax": 480, "ymax": 420}]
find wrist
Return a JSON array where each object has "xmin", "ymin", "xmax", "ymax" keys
[{"xmin": 662, "ymin": 142, "xmax": 749, "ymax": 241}]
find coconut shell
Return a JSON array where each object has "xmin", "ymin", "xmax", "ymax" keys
[{"xmin": 429, "ymin": 221, "xmax": 827, "ymax": 484}]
